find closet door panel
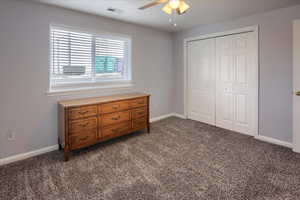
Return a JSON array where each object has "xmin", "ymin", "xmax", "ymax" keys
[
  {"xmin": 216, "ymin": 32, "xmax": 257, "ymax": 135},
  {"xmin": 232, "ymin": 32, "xmax": 257, "ymax": 135},
  {"xmin": 217, "ymin": 93, "xmax": 234, "ymax": 130},
  {"xmin": 235, "ymin": 94, "xmax": 248, "ymax": 125},
  {"xmin": 187, "ymin": 39, "xmax": 216, "ymax": 125},
  {"xmin": 216, "ymin": 35, "xmax": 234, "ymax": 129}
]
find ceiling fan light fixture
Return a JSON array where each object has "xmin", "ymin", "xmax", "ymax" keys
[
  {"xmin": 178, "ymin": 1, "xmax": 190, "ymax": 13},
  {"xmin": 162, "ymin": 4, "xmax": 172, "ymax": 15},
  {"xmin": 168, "ymin": 0, "xmax": 180, "ymax": 9}
]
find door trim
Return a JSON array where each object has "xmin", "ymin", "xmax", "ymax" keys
[
  {"xmin": 293, "ymin": 20, "xmax": 300, "ymax": 153},
  {"xmin": 183, "ymin": 26, "xmax": 259, "ymax": 137}
]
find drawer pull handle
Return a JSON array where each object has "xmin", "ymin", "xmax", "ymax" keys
[
  {"xmin": 79, "ymin": 122, "xmax": 89, "ymax": 127},
  {"xmin": 112, "ymin": 105, "xmax": 120, "ymax": 109},
  {"xmin": 112, "ymin": 128, "xmax": 119, "ymax": 133},
  {"xmin": 79, "ymin": 136, "xmax": 89, "ymax": 141},
  {"xmin": 112, "ymin": 116, "xmax": 120, "ymax": 120},
  {"xmin": 78, "ymin": 111, "xmax": 88, "ymax": 115}
]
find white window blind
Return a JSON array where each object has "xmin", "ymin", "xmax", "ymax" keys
[{"xmin": 50, "ymin": 26, "xmax": 131, "ymax": 89}]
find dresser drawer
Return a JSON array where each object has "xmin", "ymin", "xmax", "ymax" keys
[
  {"xmin": 102, "ymin": 121, "xmax": 131, "ymax": 139},
  {"xmin": 69, "ymin": 130, "xmax": 97, "ymax": 150},
  {"xmin": 132, "ymin": 117, "xmax": 148, "ymax": 130},
  {"xmin": 129, "ymin": 97, "xmax": 147, "ymax": 108},
  {"xmin": 68, "ymin": 105, "xmax": 97, "ymax": 120},
  {"xmin": 101, "ymin": 101, "xmax": 129, "ymax": 114},
  {"xmin": 102, "ymin": 111, "xmax": 130, "ymax": 126},
  {"xmin": 69, "ymin": 117, "xmax": 97, "ymax": 134},
  {"xmin": 131, "ymin": 106, "xmax": 147, "ymax": 119}
]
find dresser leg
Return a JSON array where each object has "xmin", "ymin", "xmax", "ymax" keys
[
  {"xmin": 147, "ymin": 125, "xmax": 150, "ymax": 134},
  {"xmin": 64, "ymin": 150, "xmax": 70, "ymax": 161},
  {"xmin": 58, "ymin": 138, "xmax": 63, "ymax": 150}
]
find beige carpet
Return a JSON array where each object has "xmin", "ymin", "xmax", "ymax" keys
[{"xmin": 1, "ymin": 117, "xmax": 300, "ymax": 200}]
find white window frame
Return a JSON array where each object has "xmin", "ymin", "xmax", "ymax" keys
[{"xmin": 48, "ymin": 25, "xmax": 133, "ymax": 95}]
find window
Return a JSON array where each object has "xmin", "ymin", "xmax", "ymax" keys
[{"xmin": 50, "ymin": 26, "xmax": 131, "ymax": 92}]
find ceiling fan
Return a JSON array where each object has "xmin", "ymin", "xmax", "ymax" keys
[{"xmin": 139, "ymin": 0, "xmax": 190, "ymax": 15}]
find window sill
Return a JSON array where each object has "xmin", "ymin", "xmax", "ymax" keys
[{"xmin": 46, "ymin": 83, "xmax": 134, "ymax": 96}]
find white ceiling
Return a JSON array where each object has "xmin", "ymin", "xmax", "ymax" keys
[{"xmin": 32, "ymin": 0, "xmax": 300, "ymax": 32}]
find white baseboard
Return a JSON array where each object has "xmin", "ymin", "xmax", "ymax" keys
[
  {"xmin": 150, "ymin": 113, "xmax": 187, "ymax": 123},
  {"xmin": 0, "ymin": 145, "xmax": 59, "ymax": 166},
  {"xmin": 172, "ymin": 113, "xmax": 187, "ymax": 119},
  {"xmin": 150, "ymin": 113, "xmax": 174, "ymax": 123},
  {"xmin": 255, "ymin": 135, "xmax": 293, "ymax": 149}
]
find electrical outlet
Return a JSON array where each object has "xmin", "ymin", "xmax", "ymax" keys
[{"xmin": 6, "ymin": 130, "xmax": 15, "ymax": 141}]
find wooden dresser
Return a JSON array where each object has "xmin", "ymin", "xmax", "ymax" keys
[{"xmin": 58, "ymin": 93, "xmax": 150, "ymax": 161}]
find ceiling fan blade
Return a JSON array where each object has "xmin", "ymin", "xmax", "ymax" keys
[{"xmin": 139, "ymin": 0, "xmax": 168, "ymax": 10}]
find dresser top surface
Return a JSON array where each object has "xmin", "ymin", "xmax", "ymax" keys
[{"xmin": 58, "ymin": 93, "xmax": 150, "ymax": 108}]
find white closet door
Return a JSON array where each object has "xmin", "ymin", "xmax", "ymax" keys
[
  {"xmin": 187, "ymin": 38, "xmax": 216, "ymax": 125},
  {"xmin": 216, "ymin": 32, "xmax": 257, "ymax": 135}
]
